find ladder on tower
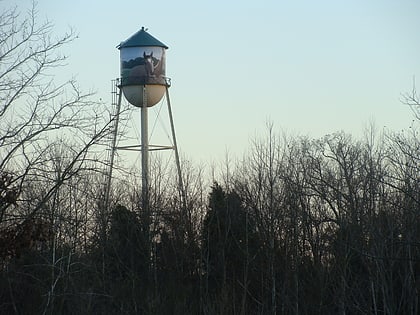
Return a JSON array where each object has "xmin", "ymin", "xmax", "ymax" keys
[{"xmin": 103, "ymin": 79, "xmax": 122, "ymax": 211}]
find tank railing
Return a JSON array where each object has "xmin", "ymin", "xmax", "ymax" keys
[
  {"xmin": 165, "ymin": 77, "xmax": 171, "ymax": 87},
  {"xmin": 117, "ymin": 76, "xmax": 171, "ymax": 87}
]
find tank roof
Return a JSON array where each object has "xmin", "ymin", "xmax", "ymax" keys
[{"xmin": 118, "ymin": 27, "xmax": 168, "ymax": 49}]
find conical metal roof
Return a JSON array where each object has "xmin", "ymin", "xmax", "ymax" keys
[{"xmin": 117, "ymin": 27, "xmax": 168, "ymax": 49}]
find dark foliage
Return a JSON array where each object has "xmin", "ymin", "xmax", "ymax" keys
[{"xmin": 0, "ymin": 129, "xmax": 419, "ymax": 314}]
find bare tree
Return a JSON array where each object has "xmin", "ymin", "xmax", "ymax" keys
[
  {"xmin": 401, "ymin": 79, "xmax": 420, "ymax": 121},
  {"xmin": 0, "ymin": 3, "xmax": 115, "ymax": 313},
  {"xmin": 0, "ymin": 3, "xmax": 114, "ymax": 222}
]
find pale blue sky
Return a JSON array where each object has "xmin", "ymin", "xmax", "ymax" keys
[{"xmin": 3, "ymin": 0, "xmax": 420, "ymax": 163}]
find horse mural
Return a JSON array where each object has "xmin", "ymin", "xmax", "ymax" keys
[
  {"xmin": 143, "ymin": 51, "xmax": 155, "ymax": 77},
  {"xmin": 123, "ymin": 50, "xmax": 165, "ymax": 85}
]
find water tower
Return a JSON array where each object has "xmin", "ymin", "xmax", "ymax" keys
[
  {"xmin": 106, "ymin": 27, "xmax": 184, "ymax": 214},
  {"xmin": 118, "ymin": 26, "xmax": 168, "ymax": 107}
]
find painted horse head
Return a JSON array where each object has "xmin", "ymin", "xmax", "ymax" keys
[{"xmin": 143, "ymin": 51, "xmax": 154, "ymax": 77}]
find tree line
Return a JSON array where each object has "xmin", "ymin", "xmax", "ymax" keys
[{"xmin": 1, "ymin": 3, "xmax": 419, "ymax": 315}]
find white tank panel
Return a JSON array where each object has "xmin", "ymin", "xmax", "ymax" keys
[{"xmin": 122, "ymin": 85, "xmax": 165, "ymax": 107}]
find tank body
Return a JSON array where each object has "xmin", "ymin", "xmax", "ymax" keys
[{"xmin": 118, "ymin": 28, "xmax": 168, "ymax": 107}]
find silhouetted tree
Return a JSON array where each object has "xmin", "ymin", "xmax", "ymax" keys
[{"xmin": 201, "ymin": 182, "xmax": 261, "ymax": 314}]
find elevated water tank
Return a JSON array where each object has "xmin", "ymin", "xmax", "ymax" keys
[{"xmin": 118, "ymin": 27, "xmax": 168, "ymax": 107}]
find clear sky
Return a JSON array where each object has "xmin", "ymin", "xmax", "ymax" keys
[{"xmin": 3, "ymin": 0, "xmax": 420, "ymax": 163}]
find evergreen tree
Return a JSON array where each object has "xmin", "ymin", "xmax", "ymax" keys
[{"xmin": 201, "ymin": 182, "xmax": 261, "ymax": 313}]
